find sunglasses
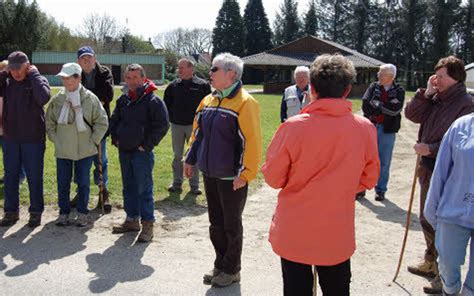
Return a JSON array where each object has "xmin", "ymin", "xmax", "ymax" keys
[{"xmin": 210, "ymin": 66, "xmax": 221, "ymax": 73}]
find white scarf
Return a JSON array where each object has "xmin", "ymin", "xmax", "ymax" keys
[{"xmin": 58, "ymin": 85, "xmax": 87, "ymax": 132}]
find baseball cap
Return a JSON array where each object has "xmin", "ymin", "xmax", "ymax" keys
[
  {"xmin": 7, "ymin": 51, "xmax": 29, "ymax": 70},
  {"xmin": 77, "ymin": 46, "xmax": 95, "ymax": 59},
  {"xmin": 56, "ymin": 63, "xmax": 82, "ymax": 77}
]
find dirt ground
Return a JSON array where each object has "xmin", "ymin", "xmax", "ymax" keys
[{"xmin": 0, "ymin": 115, "xmax": 469, "ymax": 295}]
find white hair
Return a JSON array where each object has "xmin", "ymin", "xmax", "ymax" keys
[
  {"xmin": 294, "ymin": 66, "xmax": 310, "ymax": 78},
  {"xmin": 379, "ymin": 63, "xmax": 397, "ymax": 77},
  {"xmin": 212, "ymin": 53, "xmax": 244, "ymax": 81}
]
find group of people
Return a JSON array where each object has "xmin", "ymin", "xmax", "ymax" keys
[{"xmin": 0, "ymin": 45, "xmax": 472, "ymax": 295}]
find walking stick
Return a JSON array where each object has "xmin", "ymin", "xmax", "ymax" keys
[
  {"xmin": 313, "ymin": 266, "xmax": 318, "ymax": 296},
  {"xmin": 393, "ymin": 154, "xmax": 421, "ymax": 282}
]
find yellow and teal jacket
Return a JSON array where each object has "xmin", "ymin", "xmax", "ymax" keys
[{"xmin": 185, "ymin": 81, "xmax": 262, "ymax": 182}]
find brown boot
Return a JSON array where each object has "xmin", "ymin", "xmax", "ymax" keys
[
  {"xmin": 112, "ymin": 218, "xmax": 140, "ymax": 234},
  {"xmin": 137, "ymin": 220, "xmax": 154, "ymax": 243},
  {"xmin": 203, "ymin": 268, "xmax": 221, "ymax": 285},
  {"xmin": 407, "ymin": 260, "xmax": 438, "ymax": 278},
  {"xmin": 96, "ymin": 188, "xmax": 112, "ymax": 214},
  {"xmin": 0, "ymin": 212, "xmax": 19, "ymax": 227},
  {"xmin": 211, "ymin": 271, "xmax": 240, "ymax": 287},
  {"xmin": 28, "ymin": 213, "xmax": 42, "ymax": 228},
  {"xmin": 423, "ymin": 275, "xmax": 443, "ymax": 294}
]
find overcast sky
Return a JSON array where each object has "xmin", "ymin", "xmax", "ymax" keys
[{"xmin": 36, "ymin": 0, "xmax": 312, "ymax": 40}]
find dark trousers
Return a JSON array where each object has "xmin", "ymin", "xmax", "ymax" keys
[
  {"xmin": 281, "ymin": 257, "xmax": 351, "ymax": 296},
  {"xmin": 203, "ymin": 176, "xmax": 248, "ymax": 274},
  {"xmin": 3, "ymin": 140, "xmax": 45, "ymax": 214},
  {"xmin": 418, "ymin": 165, "xmax": 438, "ymax": 262}
]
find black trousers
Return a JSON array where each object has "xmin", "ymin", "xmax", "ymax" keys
[
  {"xmin": 281, "ymin": 257, "xmax": 351, "ymax": 296},
  {"xmin": 203, "ymin": 176, "xmax": 248, "ymax": 274}
]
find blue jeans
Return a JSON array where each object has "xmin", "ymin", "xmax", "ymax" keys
[
  {"xmin": 119, "ymin": 150, "xmax": 155, "ymax": 221},
  {"xmin": 0, "ymin": 137, "xmax": 25, "ymax": 180},
  {"xmin": 435, "ymin": 222, "xmax": 474, "ymax": 295},
  {"xmin": 57, "ymin": 156, "xmax": 94, "ymax": 215},
  {"xmin": 3, "ymin": 140, "xmax": 45, "ymax": 214},
  {"xmin": 74, "ymin": 138, "xmax": 108, "ymax": 189},
  {"xmin": 375, "ymin": 124, "xmax": 396, "ymax": 193}
]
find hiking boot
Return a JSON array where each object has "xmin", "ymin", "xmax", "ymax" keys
[
  {"xmin": 355, "ymin": 191, "xmax": 366, "ymax": 200},
  {"xmin": 28, "ymin": 213, "xmax": 42, "ymax": 228},
  {"xmin": 96, "ymin": 188, "xmax": 112, "ymax": 214},
  {"xmin": 76, "ymin": 213, "xmax": 88, "ymax": 227},
  {"xmin": 168, "ymin": 185, "xmax": 182, "ymax": 193},
  {"xmin": 423, "ymin": 275, "xmax": 443, "ymax": 294},
  {"xmin": 137, "ymin": 220, "xmax": 154, "ymax": 243},
  {"xmin": 190, "ymin": 188, "xmax": 202, "ymax": 195},
  {"xmin": 0, "ymin": 212, "xmax": 19, "ymax": 227},
  {"xmin": 112, "ymin": 218, "xmax": 140, "ymax": 234},
  {"xmin": 211, "ymin": 271, "xmax": 240, "ymax": 287},
  {"xmin": 375, "ymin": 191, "xmax": 385, "ymax": 201},
  {"xmin": 407, "ymin": 260, "xmax": 438, "ymax": 278},
  {"xmin": 56, "ymin": 214, "xmax": 70, "ymax": 226},
  {"xmin": 203, "ymin": 268, "xmax": 221, "ymax": 285}
]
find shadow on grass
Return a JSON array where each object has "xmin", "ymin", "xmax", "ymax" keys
[{"xmin": 155, "ymin": 191, "xmax": 207, "ymax": 223}]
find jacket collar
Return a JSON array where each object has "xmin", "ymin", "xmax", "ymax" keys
[
  {"xmin": 435, "ymin": 82, "xmax": 467, "ymax": 103},
  {"xmin": 212, "ymin": 80, "xmax": 242, "ymax": 100},
  {"xmin": 301, "ymin": 98, "xmax": 352, "ymax": 117}
]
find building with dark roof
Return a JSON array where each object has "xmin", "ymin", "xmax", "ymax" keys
[{"xmin": 242, "ymin": 35, "xmax": 385, "ymax": 96}]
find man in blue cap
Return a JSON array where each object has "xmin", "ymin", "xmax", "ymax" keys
[
  {"xmin": 0, "ymin": 51, "xmax": 51, "ymax": 227},
  {"xmin": 74, "ymin": 46, "xmax": 114, "ymax": 212}
]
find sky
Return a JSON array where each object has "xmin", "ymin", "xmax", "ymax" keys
[{"xmin": 36, "ymin": 0, "xmax": 312, "ymax": 40}]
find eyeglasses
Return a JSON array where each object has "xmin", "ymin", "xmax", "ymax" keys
[{"xmin": 210, "ymin": 66, "xmax": 220, "ymax": 73}]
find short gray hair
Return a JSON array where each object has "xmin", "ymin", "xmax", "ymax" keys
[
  {"xmin": 178, "ymin": 57, "xmax": 195, "ymax": 68},
  {"xmin": 212, "ymin": 53, "xmax": 244, "ymax": 81},
  {"xmin": 379, "ymin": 63, "xmax": 397, "ymax": 78},
  {"xmin": 294, "ymin": 66, "xmax": 310, "ymax": 78},
  {"xmin": 125, "ymin": 63, "xmax": 146, "ymax": 77}
]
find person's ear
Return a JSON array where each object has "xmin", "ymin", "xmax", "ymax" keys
[
  {"xmin": 310, "ymin": 84, "xmax": 318, "ymax": 101},
  {"xmin": 342, "ymin": 85, "xmax": 352, "ymax": 99}
]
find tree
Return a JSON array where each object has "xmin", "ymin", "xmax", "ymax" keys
[
  {"xmin": 303, "ymin": 0, "xmax": 318, "ymax": 37},
  {"xmin": 451, "ymin": 0, "xmax": 473, "ymax": 62},
  {"xmin": 351, "ymin": 0, "xmax": 370, "ymax": 53},
  {"xmin": 273, "ymin": 0, "xmax": 302, "ymax": 45},
  {"xmin": 430, "ymin": 0, "xmax": 461, "ymax": 62},
  {"xmin": 243, "ymin": 0, "xmax": 272, "ymax": 55},
  {"xmin": 0, "ymin": 0, "xmax": 43, "ymax": 56},
  {"xmin": 154, "ymin": 28, "xmax": 212, "ymax": 56},
  {"xmin": 80, "ymin": 13, "xmax": 124, "ymax": 52},
  {"xmin": 212, "ymin": 0, "xmax": 245, "ymax": 56}
]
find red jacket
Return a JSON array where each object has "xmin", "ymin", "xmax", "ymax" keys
[{"xmin": 262, "ymin": 98, "xmax": 380, "ymax": 265}]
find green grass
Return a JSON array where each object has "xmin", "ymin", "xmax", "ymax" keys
[{"xmin": 2, "ymin": 86, "xmax": 362, "ymax": 208}]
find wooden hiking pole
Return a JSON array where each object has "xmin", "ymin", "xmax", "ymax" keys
[
  {"xmin": 97, "ymin": 143, "xmax": 105, "ymax": 215},
  {"xmin": 393, "ymin": 154, "xmax": 421, "ymax": 282}
]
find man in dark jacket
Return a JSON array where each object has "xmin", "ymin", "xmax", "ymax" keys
[
  {"xmin": 359, "ymin": 64, "xmax": 405, "ymax": 201},
  {"xmin": 0, "ymin": 51, "xmax": 51, "ymax": 228},
  {"xmin": 164, "ymin": 58, "xmax": 211, "ymax": 195},
  {"xmin": 76, "ymin": 46, "xmax": 114, "ymax": 211},
  {"xmin": 110, "ymin": 64, "xmax": 169, "ymax": 242},
  {"xmin": 405, "ymin": 55, "xmax": 474, "ymax": 294}
]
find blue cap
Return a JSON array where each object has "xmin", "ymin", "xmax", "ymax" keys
[{"xmin": 77, "ymin": 46, "xmax": 95, "ymax": 59}]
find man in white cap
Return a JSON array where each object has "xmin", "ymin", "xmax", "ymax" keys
[{"xmin": 45, "ymin": 63, "xmax": 108, "ymax": 227}]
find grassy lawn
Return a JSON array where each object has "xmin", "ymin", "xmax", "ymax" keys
[{"xmin": 1, "ymin": 86, "xmax": 362, "ymax": 208}]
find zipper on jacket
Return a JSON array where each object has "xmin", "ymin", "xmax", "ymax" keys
[{"xmin": 205, "ymin": 97, "xmax": 223, "ymax": 175}]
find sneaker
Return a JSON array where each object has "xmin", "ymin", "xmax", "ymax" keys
[
  {"xmin": 76, "ymin": 213, "xmax": 88, "ymax": 227},
  {"xmin": 137, "ymin": 220, "xmax": 154, "ymax": 243},
  {"xmin": 211, "ymin": 271, "xmax": 240, "ymax": 287},
  {"xmin": 0, "ymin": 212, "xmax": 19, "ymax": 227},
  {"xmin": 355, "ymin": 191, "xmax": 366, "ymax": 200},
  {"xmin": 56, "ymin": 214, "xmax": 70, "ymax": 226},
  {"xmin": 203, "ymin": 268, "xmax": 221, "ymax": 285},
  {"xmin": 407, "ymin": 260, "xmax": 438, "ymax": 278},
  {"xmin": 112, "ymin": 218, "xmax": 141, "ymax": 234},
  {"xmin": 375, "ymin": 191, "xmax": 385, "ymax": 201},
  {"xmin": 423, "ymin": 275, "xmax": 443, "ymax": 294},
  {"xmin": 190, "ymin": 188, "xmax": 202, "ymax": 195},
  {"xmin": 167, "ymin": 185, "xmax": 182, "ymax": 193},
  {"xmin": 28, "ymin": 213, "xmax": 42, "ymax": 228}
]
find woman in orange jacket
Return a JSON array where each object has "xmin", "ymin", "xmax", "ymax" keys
[{"xmin": 262, "ymin": 54, "xmax": 380, "ymax": 296}]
